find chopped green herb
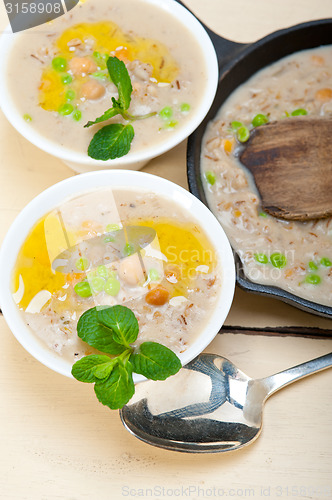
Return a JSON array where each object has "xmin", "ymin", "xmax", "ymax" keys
[
  {"xmin": 254, "ymin": 253, "xmax": 268, "ymax": 264},
  {"xmin": 104, "ymin": 236, "xmax": 115, "ymax": 243},
  {"xmin": 305, "ymin": 274, "xmax": 321, "ymax": 285},
  {"xmin": 237, "ymin": 126, "xmax": 250, "ymax": 143},
  {"xmin": 205, "ymin": 171, "xmax": 216, "ymax": 186},
  {"xmin": 23, "ymin": 113, "xmax": 32, "ymax": 122},
  {"xmin": 252, "ymin": 113, "xmax": 268, "ymax": 127},
  {"xmin": 71, "ymin": 305, "xmax": 182, "ymax": 409},
  {"xmin": 270, "ymin": 252, "xmax": 287, "ymax": 268},
  {"xmin": 259, "ymin": 211, "xmax": 268, "ymax": 218}
]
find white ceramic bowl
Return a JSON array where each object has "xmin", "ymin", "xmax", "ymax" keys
[
  {"xmin": 0, "ymin": 0, "xmax": 218, "ymax": 173},
  {"xmin": 0, "ymin": 171, "xmax": 235, "ymax": 382}
]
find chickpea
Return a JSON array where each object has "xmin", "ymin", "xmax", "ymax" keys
[
  {"xmin": 118, "ymin": 254, "xmax": 144, "ymax": 286},
  {"xmin": 80, "ymin": 80, "xmax": 106, "ymax": 100},
  {"xmin": 145, "ymin": 285, "xmax": 170, "ymax": 306},
  {"xmin": 315, "ymin": 88, "xmax": 332, "ymax": 102},
  {"xmin": 69, "ymin": 57, "xmax": 97, "ymax": 76}
]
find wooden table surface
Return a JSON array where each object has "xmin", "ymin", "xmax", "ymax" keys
[{"xmin": 0, "ymin": 1, "xmax": 331, "ymax": 499}]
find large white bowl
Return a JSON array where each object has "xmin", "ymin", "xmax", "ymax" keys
[
  {"xmin": 0, "ymin": 171, "xmax": 235, "ymax": 382},
  {"xmin": 0, "ymin": 0, "xmax": 218, "ymax": 172}
]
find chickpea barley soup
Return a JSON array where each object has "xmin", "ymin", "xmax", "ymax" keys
[
  {"xmin": 7, "ymin": 0, "xmax": 208, "ymax": 159},
  {"xmin": 12, "ymin": 188, "xmax": 221, "ymax": 362},
  {"xmin": 201, "ymin": 45, "xmax": 332, "ymax": 307}
]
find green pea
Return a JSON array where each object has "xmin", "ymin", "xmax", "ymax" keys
[
  {"xmin": 259, "ymin": 211, "xmax": 268, "ymax": 218},
  {"xmin": 75, "ymin": 257, "xmax": 89, "ymax": 271},
  {"xmin": 320, "ymin": 257, "xmax": 332, "ymax": 267},
  {"xmin": 104, "ymin": 277, "xmax": 120, "ymax": 296},
  {"xmin": 270, "ymin": 253, "xmax": 287, "ymax": 268},
  {"xmin": 159, "ymin": 106, "xmax": 173, "ymax": 120},
  {"xmin": 90, "ymin": 276, "xmax": 105, "ymax": 293},
  {"xmin": 65, "ymin": 90, "xmax": 75, "ymax": 101},
  {"xmin": 254, "ymin": 253, "xmax": 268, "ymax": 264},
  {"xmin": 23, "ymin": 114, "xmax": 32, "ymax": 122},
  {"xmin": 231, "ymin": 121, "xmax": 243, "ymax": 131},
  {"xmin": 74, "ymin": 281, "xmax": 92, "ymax": 297},
  {"xmin": 237, "ymin": 126, "xmax": 250, "ymax": 143},
  {"xmin": 291, "ymin": 108, "xmax": 308, "ymax": 116},
  {"xmin": 58, "ymin": 103, "xmax": 74, "ymax": 116},
  {"xmin": 252, "ymin": 113, "xmax": 268, "ymax": 127},
  {"xmin": 97, "ymin": 265, "xmax": 108, "ymax": 279},
  {"xmin": 148, "ymin": 268, "xmax": 160, "ymax": 281},
  {"xmin": 106, "ymin": 223, "xmax": 121, "ymax": 232},
  {"xmin": 93, "ymin": 51, "xmax": 107, "ymax": 67},
  {"xmin": 91, "ymin": 70, "xmax": 109, "ymax": 81},
  {"xmin": 61, "ymin": 74, "xmax": 73, "ymax": 85},
  {"xmin": 180, "ymin": 103, "xmax": 190, "ymax": 113},
  {"xmin": 308, "ymin": 261, "xmax": 318, "ymax": 271},
  {"xmin": 164, "ymin": 120, "xmax": 178, "ymax": 129},
  {"xmin": 104, "ymin": 236, "xmax": 115, "ymax": 243},
  {"xmin": 305, "ymin": 274, "xmax": 321, "ymax": 285},
  {"xmin": 72, "ymin": 110, "xmax": 82, "ymax": 122},
  {"xmin": 123, "ymin": 243, "xmax": 135, "ymax": 257},
  {"xmin": 284, "ymin": 110, "xmax": 290, "ymax": 117},
  {"xmin": 52, "ymin": 57, "xmax": 67, "ymax": 72},
  {"xmin": 205, "ymin": 171, "xmax": 216, "ymax": 186}
]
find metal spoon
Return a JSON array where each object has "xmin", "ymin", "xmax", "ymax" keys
[{"xmin": 120, "ymin": 352, "xmax": 332, "ymax": 453}]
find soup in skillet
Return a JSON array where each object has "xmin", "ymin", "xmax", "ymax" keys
[{"xmin": 201, "ymin": 46, "xmax": 332, "ymax": 306}]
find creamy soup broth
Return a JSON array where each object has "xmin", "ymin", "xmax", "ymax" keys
[
  {"xmin": 12, "ymin": 188, "xmax": 221, "ymax": 362},
  {"xmin": 7, "ymin": 0, "xmax": 207, "ymax": 155},
  {"xmin": 201, "ymin": 46, "xmax": 332, "ymax": 306}
]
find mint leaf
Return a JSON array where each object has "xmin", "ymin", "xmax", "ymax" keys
[
  {"xmin": 88, "ymin": 123, "xmax": 134, "ymax": 160},
  {"xmin": 71, "ymin": 354, "xmax": 117, "ymax": 383},
  {"xmin": 77, "ymin": 307, "xmax": 126, "ymax": 355},
  {"xmin": 107, "ymin": 56, "xmax": 132, "ymax": 110},
  {"xmin": 98, "ymin": 305, "xmax": 139, "ymax": 347},
  {"xmin": 94, "ymin": 361, "xmax": 135, "ymax": 410},
  {"xmin": 84, "ymin": 106, "xmax": 122, "ymax": 128},
  {"xmin": 130, "ymin": 342, "xmax": 182, "ymax": 381}
]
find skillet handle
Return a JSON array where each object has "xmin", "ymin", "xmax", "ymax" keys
[{"xmin": 173, "ymin": 0, "xmax": 247, "ymax": 67}]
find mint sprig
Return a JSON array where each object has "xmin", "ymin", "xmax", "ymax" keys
[
  {"xmin": 72, "ymin": 305, "xmax": 182, "ymax": 410},
  {"xmin": 85, "ymin": 56, "xmax": 156, "ymax": 161}
]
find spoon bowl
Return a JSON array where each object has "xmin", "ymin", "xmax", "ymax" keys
[{"xmin": 120, "ymin": 352, "xmax": 332, "ymax": 453}]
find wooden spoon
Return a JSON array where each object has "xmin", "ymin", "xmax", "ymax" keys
[{"xmin": 239, "ymin": 118, "xmax": 332, "ymax": 221}]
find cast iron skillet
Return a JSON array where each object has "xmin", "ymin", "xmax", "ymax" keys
[{"xmin": 175, "ymin": 1, "xmax": 332, "ymax": 318}]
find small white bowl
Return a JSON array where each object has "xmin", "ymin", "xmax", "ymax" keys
[
  {"xmin": 0, "ymin": 171, "xmax": 235, "ymax": 382},
  {"xmin": 0, "ymin": 0, "xmax": 218, "ymax": 173}
]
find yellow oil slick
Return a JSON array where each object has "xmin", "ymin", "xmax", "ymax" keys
[{"xmin": 39, "ymin": 21, "xmax": 179, "ymax": 112}]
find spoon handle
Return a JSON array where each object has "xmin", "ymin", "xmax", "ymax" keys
[{"xmin": 261, "ymin": 352, "xmax": 332, "ymax": 398}]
